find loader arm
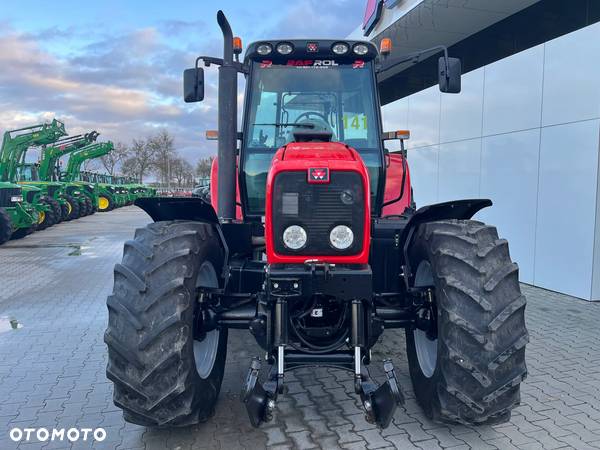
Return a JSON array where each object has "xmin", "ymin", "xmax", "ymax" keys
[
  {"xmin": 38, "ymin": 131, "xmax": 99, "ymax": 181},
  {"xmin": 0, "ymin": 120, "xmax": 67, "ymax": 182},
  {"xmin": 62, "ymin": 142, "xmax": 114, "ymax": 182}
]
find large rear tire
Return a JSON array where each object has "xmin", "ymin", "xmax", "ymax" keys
[
  {"xmin": 0, "ymin": 208, "xmax": 13, "ymax": 244},
  {"xmin": 406, "ymin": 219, "xmax": 528, "ymax": 425},
  {"xmin": 105, "ymin": 221, "xmax": 228, "ymax": 427}
]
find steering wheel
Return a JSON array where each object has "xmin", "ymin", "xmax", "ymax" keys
[{"xmin": 294, "ymin": 111, "xmax": 329, "ymax": 125}]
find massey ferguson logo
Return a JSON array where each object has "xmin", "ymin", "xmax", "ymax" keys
[{"xmin": 308, "ymin": 168, "xmax": 329, "ymax": 183}]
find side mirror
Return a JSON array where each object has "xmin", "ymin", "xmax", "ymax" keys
[
  {"xmin": 438, "ymin": 57, "xmax": 461, "ymax": 93},
  {"xmin": 183, "ymin": 67, "xmax": 205, "ymax": 103}
]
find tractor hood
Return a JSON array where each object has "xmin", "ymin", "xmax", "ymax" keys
[{"xmin": 280, "ymin": 142, "xmax": 359, "ymax": 164}]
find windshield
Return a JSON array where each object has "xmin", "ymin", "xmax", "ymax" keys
[
  {"xmin": 17, "ymin": 164, "xmax": 39, "ymax": 182},
  {"xmin": 243, "ymin": 60, "xmax": 381, "ymax": 215}
]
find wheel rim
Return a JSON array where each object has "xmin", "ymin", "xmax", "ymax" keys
[
  {"xmin": 38, "ymin": 211, "xmax": 45, "ymax": 224},
  {"xmin": 413, "ymin": 260, "xmax": 438, "ymax": 378},
  {"xmin": 99, "ymin": 197, "xmax": 109, "ymax": 210},
  {"xmin": 193, "ymin": 261, "xmax": 220, "ymax": 379},
  {"xmin": 67, "ymin": 202, "xmax": 72, "ymax": 215}
]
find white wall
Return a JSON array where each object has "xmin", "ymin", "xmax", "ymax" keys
[{"xmin": 381, "ymin": 22, "xmax": 600, "ymax": 300}]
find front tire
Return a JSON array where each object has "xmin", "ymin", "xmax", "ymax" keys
[
  {"xmin": 11, "ymin": 225, "xmax": 36, "ymax": 240},
  {"xmin": 46, "ymin": 197, "xmax": 62, "ymax": 224},
  {"xmin": 406, "ymin": 220, "xmax": 528, "ymax": 425},
  {"xmin": 105, "ymin": 221, "xmax": 228, "ymax": 427},
  {"xmin": 85, "ymin": 197, "xmax": 95, "ymax": 215},
  {"xmin": 98, "ymin": 195, "xmax": 113, "ymax": 212},
  {"xmin": 37, "ymin": 199, "xmax": 57, "ymax": 230},
  {"xmin": 64, "ymin": 195, "xmax": 81, "ymax": 220},
  {"xmin": 0, "ymin": 208, "xmax": 13, "ymax": 244}
]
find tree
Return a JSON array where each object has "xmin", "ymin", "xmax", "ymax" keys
[
  {"xmin": 171, "ymin": 157, "xmax": 195, "ymax": 187},
  {"xmin": 82, "ymin": 159, "xmax": 101, "ymax": 172},
  {"xmin": 148, "ymin": 130, "xmax": 176, "ymax": 187},
  {"xmin": 121, "ymin": 138, "xmax": 155, "ymax": 182},
  {"xmin": 196, "ymin": 156, "xmax": 214, "ymax": 179},
  {"xmin": 100, "ymin": 142, "xmax": 128, "ymax": 176}
]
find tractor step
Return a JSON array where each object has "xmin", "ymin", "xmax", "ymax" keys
[{"xmin": 241, "ymin": 350, "xmax": 404, "ymax": 428}]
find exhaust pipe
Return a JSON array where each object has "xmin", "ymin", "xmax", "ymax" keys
[{"xmin": 216, "ymin": 10, "xmax": 237, "ymax": 221}]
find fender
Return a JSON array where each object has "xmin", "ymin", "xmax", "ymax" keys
[
  {"xmin": 135, "ymin": 197, "xmax": 219, "ymax": 223},
  {"xmin": 399, "ymin": 199, "xmax": 492, "ymax": 288},
  {"xmin": 134, "ymin": 196, "xmax": 256, "ymax": 264}
]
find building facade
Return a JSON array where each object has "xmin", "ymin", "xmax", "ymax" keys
[{"xmin": 354, "ymin": 0, "xmax": 600, "ymax": 300}]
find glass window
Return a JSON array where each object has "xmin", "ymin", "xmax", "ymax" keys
[{"xmin": 243, "ymin": 61, "xmax": 381, "ymax": 215}]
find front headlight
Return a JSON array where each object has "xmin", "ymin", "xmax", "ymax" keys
[
  {"xmin": 73, "ymin": 191, "xmax": 81, "ymax": 195},
  {"xmin": 330, "ymin": 225, "xmax": 354, "ymax": 250},
  {"xmin": 283, "ymin": 225, "xmax": 307, "ymax": 250},
  {"xmin": 11, "ymin": 195, "xmax": 23, "ymax": 203}
]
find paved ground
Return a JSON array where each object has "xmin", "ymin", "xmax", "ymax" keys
[{"xmin": 1, "ymin": 207, "xmax": 600, "ymax": 450}]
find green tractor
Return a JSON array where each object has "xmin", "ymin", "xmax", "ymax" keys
[
  {"xmin": 38, "ymin": 132, "xmax": 100, "ymax": 218},
  {"xmin": 61, "ymin": 141, "xmax": 115, "ymax": 211},
  {"xmin": 112, "ymin": 176, "xmax": 135, "ymax": 206},
  {"xmin": 0, "ymin": 181, "xmax": 39, "ymax": 244},
  {"xmin": 0, "ymin": 120, "xmax": 67, "ymax": 230}
]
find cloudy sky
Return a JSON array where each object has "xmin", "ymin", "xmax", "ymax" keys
[{"xmin": 1, "ymin": 0, "xmax": 366, "ymax": 165}]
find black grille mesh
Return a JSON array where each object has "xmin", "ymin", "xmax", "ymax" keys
[
  {"xmin": 272, "ymin": 171, "xmax": 365, "ymax": 256},
  {"xmin": 0, "ymin": 187, "xmax": 21, "ymax": 207}
]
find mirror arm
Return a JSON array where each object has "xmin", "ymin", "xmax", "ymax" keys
[
  {"xmin": 195, "ymin": 56, "xmax": 249, "ymax": 74},
  {"xmin": 377, "ymin": 45, "xmax": 449, "ymax": 76}
]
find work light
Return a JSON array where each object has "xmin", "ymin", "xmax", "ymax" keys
[
  {"xmin": 10, "ymin": 195, "xmax": 23, "ymax": 203},
  {"xmin": 276, "ymin": 42, "xmax": 294, "ymax": 55},
  {"xmin": 256, "ymin": 43, "xmax": 272, "ymax": 55},
  {"xmin": 332, "ymin": 42, "xmax": 349, "ymax": 55},
  {"xmin": 283, "ymin": 225, "xmax": 307, "ymax": 250},
  {"xmin": 353, "ymin": 44, "xmax": 369, "ymax": 56},
  {"xmin": 330, "ymin": 225, "xmax": 354, "ymax": 250}
]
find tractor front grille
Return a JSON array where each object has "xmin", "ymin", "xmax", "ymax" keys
[
  {"xmin": 25, "ymin": 190, "xmax": 36, "ymax": 203},
  {"xmin": 271, "ymin": 171, "xmax": 365, "ymax": 256},
  {"xmin": 0, "ymin": 187, "xmax": 22, "ymax": 207}
]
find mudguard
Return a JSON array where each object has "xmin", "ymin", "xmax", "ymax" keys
[
  {"xmin": 403, "ymin": 199, "xmax": 491, "ymax": 238},
  {"xmin": 135, "ymin": 197, "xmax": 219, "ymax": 223},
  {"xmin": 399, "ymin": 199, "xmax": 492, "ymax": 285}
]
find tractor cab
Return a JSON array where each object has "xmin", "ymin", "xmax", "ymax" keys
[{"xmin": 240, "ymin": 40, "xmax": 384, "ymax": 216}]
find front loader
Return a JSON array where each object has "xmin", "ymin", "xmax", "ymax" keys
[
  {"xmin": 61, "ymin": 141, "xmax": 115, "ymax": 211},
  {"xmin": 106, "ymin": 11, "xmax": 528, "ymax": 429},
  {"xmin": 38, "ymin": 131, "xmax": 100, "ymax": 218},
  {"xmin": 0, "ymin": 120, "xmax": 67, "ymax": 230}
]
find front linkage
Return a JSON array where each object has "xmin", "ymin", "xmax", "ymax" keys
[{"xmin": 238, "ymin": 262, "xmax": 405, "ymax": 428}]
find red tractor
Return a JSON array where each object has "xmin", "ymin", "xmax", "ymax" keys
[{"xmin": 105, "ymin": 11, "xmax": 528, "ymax": 429}]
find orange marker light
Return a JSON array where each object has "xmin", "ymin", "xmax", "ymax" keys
[
  {"xmin": 206, "ymin": 130, "xmax": 219, "ymax": 141},
  {"xmin": 233, "ymin": 37, "xmax": 243, "ymax": 55},
  {"xmin": 396, "ymin": 130, "xmax": 410, "ymax": 140},
  {"xmin": 380, "ymin": 38, "xmax": 392, "ymax": 56}
]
